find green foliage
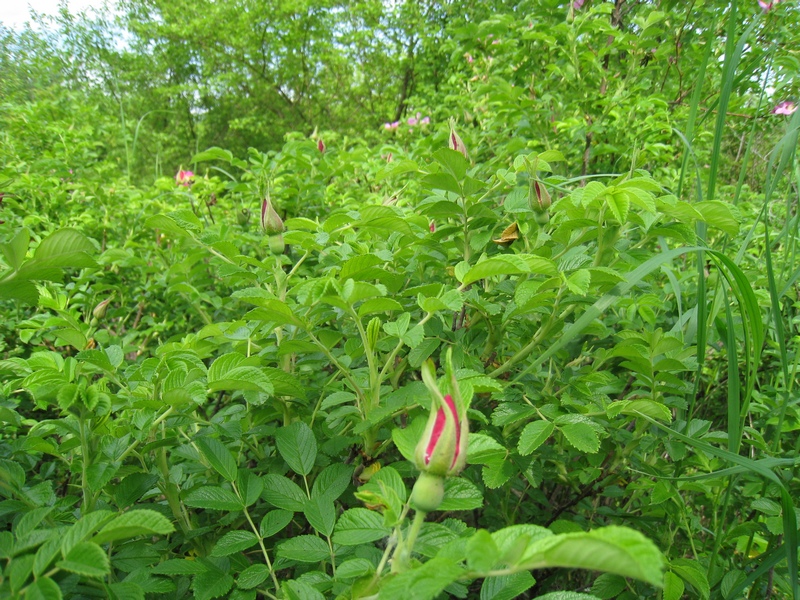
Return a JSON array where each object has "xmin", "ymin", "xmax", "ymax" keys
[{"xmin": 2, "ymin": 1, "xmax": 800, "ymax": 599}]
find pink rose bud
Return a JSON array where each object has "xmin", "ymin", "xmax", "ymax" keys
[
  {"xmin": 175, "ymin": 169, "xmax": 194, "ymax": 186},
  {"xmin": 530, "ymin": 180, "xmax": 552, "ymax": 213},
  {"xmin": 318, "ymin": 138, "xmax": 326, "ymax": 153},
  {"xmin": 261, "ymin": 196, "xmax": 284, "ymax": 234},
  {"xmin": 429, "ymin": 221, "xmax": 436, "ymax": 233},
  {"xmin": 448, "ymin": 119, "xmax": 469, "ymax": 160},
  {"xmin": 772, "ymin": 100, "xmax": 797, "ymax": 115},
  {"xmin": 414, "ymin": 393, "xmax": 468, "ymax": 478}
]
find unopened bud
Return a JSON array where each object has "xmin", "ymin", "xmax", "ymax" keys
[
  {"xmin": 366, "ymin": 317, "xmax": 382, "ymax": 352},
  {"xmin": 530, "ymin": 180, "xmax": 551, "ymax": 213},
  {"xmin": 237, "ymin": 208, "xmax": 250, "ymax": 226},
  {"xmin": 92, "ymin": 298, "xmax": 111, "ymax": 320},
  {"xmin": 448, "ymin": 119, "xmax": 469, "ymax": 160},
  {"xmin": 261, "ymin": 196, "xmax": 284, "ymax": 234},
  {"xmin": 318, "ymin": 138, "xmax": 326, "ymax": 153}
]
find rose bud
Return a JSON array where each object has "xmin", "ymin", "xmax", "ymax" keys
[
  {"xmin": 414, "ymin": 392, "xmax": 468, "ymax": 478},
  {"xmin": 448, "ymin": 119, "xmax": 469, "ymax": 160},
  {"xmin": 318, "ymin": 138, "xmax": 326, "ymax": 153},
  {"xmin": 261, "ymin": 196, "xmax": 284, "ymax": 234},
  {"xmin": 530, "ymin": 180, "xmax": 551, "ymax": 213}
]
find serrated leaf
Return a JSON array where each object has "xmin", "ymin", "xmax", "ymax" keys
[
  {"xmin": 183, "ymin": 486, "xmax": 243, "ymax": 511},
  {"xmin": 275, "ymin": 422, "xmax": 317, "ymax": 476},
  {"xmin": 565, "ymin": 269, "xmax": 591, "ymax": 296},
  {"xmin": 560, "ymin": 422, "xmax": 600, "ymax": 453},
  {"xmin": 192, "ymin": 571, "xmax": 234, "ymax": 600},
  {"xmin": 378, "ymin": 555, "xmax": 463, "ymax": 600},
  {"xmin": 56, "ymin": 542, "xmax": 109, "ymax": 578},
  {"xmin": 91, "ymin": 509, "xmax": 174, "ymax": 544},
  {"xmin": 260, "ymin": 510, "xmax": 294, "ymax": 538},
  {"xmin": 152, "ymin": 559, "xmax": 209, "ymax": 575},
  {"xmin": 196, "ymin": 437, "xmax": 238, "ymax": 482},
  {"xmin": 663, "ymin": 571, "xmax": 685, "ymax": 600},
  {"xmin": 439, "ymin": 477, "xmax": 483, "ymax": 511},
  {"xmin": 237, "ymin": 564, "xmax": 271, "ymax": 590},
  {"xmin": 332, "ymin": 508, "xmax": 390, "ymax": 545},
  {"xmin": 670, "ymin": 558, "xmax": 709, "ymax": 599},
  {"xmin": 467, "ymin": 529, "xmax": 499, "ymax": 572},
  {"xmin": 607, "ymin": 192, "xmax": 630, "ymax": 223},
  {"xmin": 518, "ymin": 421, "xmax": 555, "ymax": 455},
  {"xmin": 276, "ymin": 535, "xmax": 330, "ymax": 563},
  {"xmin": 210, "ymin": 530, "xmax": 259, "ymax": 557},
  {"xmin": 24, "ymin": 577, "xmax": 63, "ymax": 600},
  {"xmin": 479, "ymin": 572, "xmax": 535, "ymax": 600},
  {"xmin": 262, "ymin": 474, "xmax": 307, "ymax": 512},
  {"xmin": 311, "ymin": 463, "xmax": 353, "ymax": 501},
  {"xmin": 518, "ymin": 526, "xmax": 664, "ymax": 586},
  {"xmin": 304, "ymin": 496, "xmax": 336, "ymax": 537}
]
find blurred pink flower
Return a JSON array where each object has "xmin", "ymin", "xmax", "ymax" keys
[
  {"xmin": 175, "ymin": 170, "xmax": 194, "ymax": 186},
  {"xmin": 759, "ymin": 0, "xmax": 781, "ymax": 9},
  {"xmin": 464, "ymin": 52, "xmax": 474, "ymax": 64},
  {"xmin": 384, "ymin": 121, "xmax": 400, "ymax": 131},
  {"xmin": 573, "ymin": 0, "xmax": 585, "ymax": 9},
  {"xmin": 772, "ymin": 100, "xmax": 797, "ymax": 115},
  {"xmin": 421, "ymin": 116, "xmax": 431, "ymax": 125}
]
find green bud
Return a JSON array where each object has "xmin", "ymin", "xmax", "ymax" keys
[{"xmin": 410, "ymin": 471, "xmax": 445, "ymax": 513}]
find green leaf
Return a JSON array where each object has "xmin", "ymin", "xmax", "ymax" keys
[
  {"xmin": 565, "ymin": 269, "xmax": 591, "ymax": 296},
  {"xmin": 518, "ymin": 421, "xmax": 555, "ymax": 456},
  {"xmin": 332, "ymin": 508, "xmax": 391, "ymax": 545},
  {"xmin": 606, "ymin": 192, "xmax": 631, "ymax": 223},
  {"xmin": 283, "ymin": 579, "xmax": 326, "ymax": 600},
  {"xmin": 24, "ymin": 577, "xmax": 63, "ymax": 600},
  {"xmin": 304, "ymin": 496, "xmax": 336, "ymax": 537},
  {"xmin": 439, "ymin": 477, "xmax": 483, "ymax": 511},
  {"xmin": 262, "ymin": 474, "xmax": 307, "ymax": 512},
  {"xmin": 113, "ymin": 473, "xmax": 159, "ymax": 509},
  {"xmin": 183, "ymin": 486, "xmax": 244, "ymax": 511},
  {"xmin": 311, "ymin": 463, "xmax": 353, "ymax": 501},
  {"xmin": 145, "ymin": 214, "xmax": 193, "ymax": 238},
  {"xmin": 559, "ymin": 422, "xmax": 600, "ymax": 453},
  {"xmin": 275, "ymin": 421, "xmax": 317, "ymax": 476},
  {"xmin": 694, "ymin": 200, "xmax": 740, "ymax": 236},
  {"xmin": 237, "ymin": 564, "xmax": 271, "ymax": 590},
  {"xmin": 479, "ymin": 572, "xmax": 535, "ymax": 600},
  {"xmin": 56, "ymin": 542, "xmax": 110, "ymax": 579},
  {"xmin": 196, "ymin": 437, "xmax": 239, "ymax": 482},
  {"xmin": 260, "ymin": 509, "xmax": 294, "ymax": 538},
  {"xmin": 663, "ymin": 571, "xmax": 685, "ymax": 600},
  {"xmin": 467, "ymin": 529, "xmax": 499, "ymax": 572},
  {"xmin": 670, "ymin": 558, "xmax": 709, "ymax": 599},
  {"xmin": 276, "ymin": 535, "xmax": 330, "ymax": 563},
  {"xmin": 192, "ymin": 571, "xmax": 234, "ymax": 600},
  {"xmin": 518, "ymin": 526, "xmax": 664, "ymax": 587},
  {"xmin": 533, "ymin": 594, "xmax": 600, "ymax": 600},
  {"xmin": 335, "ymin": 558, "xmax": 374, "ymax": 580},
  {"xmin": 91, "ymin": 509, "xmax": 175, "ymax": 544},
  {"xmin": 591, "ymin": 573, "xmax": 627, "ymax": 599},
  {"xmin": 378, "ymin": 556, "xmax": 463, "ymax": 600},
  {"xmin": 192, "ymin": 146, "xmax": 234, "ymax": 163},
  {"xmin": 1, "ymin": 228, "xmax": 29, "ymax": 271},
  {"xmin": 462, "ymin": 255, "xmax": 557, "ymax": 285},
  {"xmin": 237, "ymin": 471, "xmax": 264, "ymax": 507},
  {"xmin": 467, "ymin": 433, "xmax": 506, "ymax": 464},
  {"xmin": 152, "ymin": 559, "xmax": 209, "ymax": 575},
  {"xmin": 210, "ymin": 530, "xmax": 259, "ymax": 556}
]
